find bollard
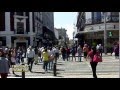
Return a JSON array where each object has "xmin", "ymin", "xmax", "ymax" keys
[
  {"xmin": 53, "ymin": 63, "xmax": 57, "ymax": 76},
  {"xmin": 22, "ymin": 64, "xmax": 25, "ymax": 78}
]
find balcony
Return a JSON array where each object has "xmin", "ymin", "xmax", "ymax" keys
[{"xmin": 14, "ymin": 29, "xmax": 28, "ymax": 36}]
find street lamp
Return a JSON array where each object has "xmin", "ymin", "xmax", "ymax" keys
[{"xmin": 103, "ymin": 12, "xmax": 107, "ymax": 55}]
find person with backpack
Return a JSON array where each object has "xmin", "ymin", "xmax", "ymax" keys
[{"xmin": 87, "ymin": 46, "xmax": 102, "ymax": 78}]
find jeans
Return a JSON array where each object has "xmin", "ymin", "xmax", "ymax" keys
[
  {"xmin": 62, "ymin": 54, "xmax": 66, "ymax": 61},
  {"xmin": 78, "ymin": 55, "xmax": 81, "ymax": 62},
  {"xmin": 48, "ymin": 61, "xmax": 53, "ymax": 69},
  {"xmin": 43, "ymin": 61, "xmax": 49, "ymax": 71},
  {"xmin": 27, "ymin": 58, "xmax": 34, "ymax": 72},
  {"xmin": 90, "ymin": 62, "xmax": 98, "ymax": 78}
]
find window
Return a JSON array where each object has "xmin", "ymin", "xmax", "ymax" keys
[{"xmin": 17, "ymin": 22, "xmax": 24, "ymax": 34}]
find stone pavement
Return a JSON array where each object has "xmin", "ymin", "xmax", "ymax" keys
[{"xmin": 6, "ymin": 53, "xmax": 120, "ymax": 78}]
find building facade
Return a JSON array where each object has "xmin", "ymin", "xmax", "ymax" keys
[
  {"xmin": 42, "ymin": 12, "xmax": 55, "ymax": 47},
  {"xmin": 56, "ymin": 28, "xmax": 68, "ymax": 46},
  {"xmin": 54, "ymin": 28, "xmax": 59, "ymax": 40},
  {"xmin": 75, "ymin": 12, "xmax": 85, "ymax": 47},
  {"xmin": 0, "ymin": 12, "xmax": 54, "ymax": 48},
  {"xmin": 75, "ymin": 12, "xmax": 119, "ymax": 51}
]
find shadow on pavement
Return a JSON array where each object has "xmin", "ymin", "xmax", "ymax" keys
[
  {"xmin": 57, "ymin": 64, "xmax": 64, "ymax": 65},
  {"xmin": 75, "ymin": 61, "xmax": 83, "ymax": 62},
  {"xmin": 14, "ymin": 74, "xmax": 21, "ymax": 77},
  {"xmin": 57, "ymin": 69, "xmax": 65, "ymax": 71},
  {"xmin": 34, "ymin": 63, "xmax": 43, "ymax": 65},
  {"xmin": 31, "ymin": 71, "xmax": 45, "ymax": 74},
  {"xmin": 54, "ymin": 76, "xmax": 63, "ymax": 77}
]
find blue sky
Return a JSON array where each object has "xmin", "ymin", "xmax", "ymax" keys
[{"xmin": 54, "ymin": 12, "xmax": 77, "ymax": 39}]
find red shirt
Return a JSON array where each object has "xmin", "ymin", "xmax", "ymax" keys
[
  {"xmin": 88, "ymin": 50, "xmax": 100, "ymax": 62},
  {"xmin": 88, "ymin": 50, "xmax": 94, "ymax": 62}
]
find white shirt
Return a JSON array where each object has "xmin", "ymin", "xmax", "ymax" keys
[
  {"xmin": 48, "ymin": 50, "xmax": 54, "ymax": 56},
  {"xmin": 26, "ymin": 50, "xmax": 35, "ymax": 58},
  {"xmin": 53, "ymin": 48, "xmax": 59, "ymax": 53}
]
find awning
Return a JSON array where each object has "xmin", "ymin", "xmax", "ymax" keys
[
  {"xmin": 74, "ymin": 29, "xmax": 104, "ymax": 38},
  {"xmin": 77, "ymin": 29, "xmax": 117, "ymax": 34},
  {"xmin": 78, "ymin": 30, "xmax": 103, "ymax": 34}
]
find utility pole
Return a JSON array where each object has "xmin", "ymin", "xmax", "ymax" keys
[{"xmin": 103, "ymin": 12, "xmax": 107, "ymax": 55}]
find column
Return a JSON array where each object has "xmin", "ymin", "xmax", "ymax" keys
[
  {"xmin": 29, "ymin": 12, "xmax": 33, "ymax": 34},
  {"xmin": 30, "ymin": 36, "xmax": 33, "ymax": 46},
  {"xmin": 6, "ymin": 36, "xmax": 11, "ymax": 48},
  {"xmin": 5, "ymin": 12, "xmax": 10, "ymax": 32}
]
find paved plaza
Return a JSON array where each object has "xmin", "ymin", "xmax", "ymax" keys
[{"xmin": 7, "ymin": 54, "xmax": 120, "ymax": 78}]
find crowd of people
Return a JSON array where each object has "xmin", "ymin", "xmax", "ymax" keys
[{"xmin": 0, "ymin": 42, "xmax": 119, "ymax": 78}]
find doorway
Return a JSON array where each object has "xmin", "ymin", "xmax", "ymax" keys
[{"xmin": 16, "ymin": 42, "xmax": 27, "ymax": 50}]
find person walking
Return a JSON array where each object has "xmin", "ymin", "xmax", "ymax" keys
[
  {"xmin": 48, "ymin": 47, "xmax": 54, "ymax": 70},
  {"xmin": 42, "ymin": 48, "xmax": 50, "ymax": 73},
  {"xmin": 114, "ymin": 44, "xmax": 119, "ymax": 59},
  {"xmin": 66, "ymin": 47, "xmax": 70, "ymax": 61},
  {"xmin": 61, "ymin": 47, "xmax": 66, "ymax": 61},
  {"xmin": 83, "ymin": 44, "xmax": 89, "ymax": 61},
  {"xmin": 71, "ymin": 46, "xmax": 76, "ymax": 61},
  {"xmin": 97, "ymin": 44, "xmax": 103, "ymax": 57},
  {"xmin": 77, "ymin": 45, "xmax": 82, "ymax": 62},
  {"xmin": 87, "ymin": 46, "xmax": 101, "ymax": 78},
  {"xmin": 53, "ymin": 47, "xmax": 59, "ymax": 63},
  {"xmin": 38, "ymin": 47, "xmax": 42, "ymax": 63},
  {"xmin": 11, "ymin": 48, "xmax": 16, "ymax": 75},
  {"xmin": 26, "ymin": 47, "xmax": 35, "ymax": 72},
  {"xmin": 0, "ymin": 49, "xmax": 10, "ymax": 78}
]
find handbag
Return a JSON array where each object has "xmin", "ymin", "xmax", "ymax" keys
[
  {"xmin": 49, "ymin": 55, "xmax": 54, "ymax": 61},
  {"xmin": 93, "ymin": 54, "xmax": 102, "ymax": 62}
]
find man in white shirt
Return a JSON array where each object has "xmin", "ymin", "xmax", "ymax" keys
[
  {"xmin": 53, "ymin": 47, "xmax": 59, "ymax": 63},
  {"xmin": 26, "ymin": 47, "xmax": 35, "ymax": 72}
]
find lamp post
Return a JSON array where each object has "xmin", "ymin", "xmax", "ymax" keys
[{"xmin": 103, "ymin": 12, "xmax": 107, "ymax": 55}]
